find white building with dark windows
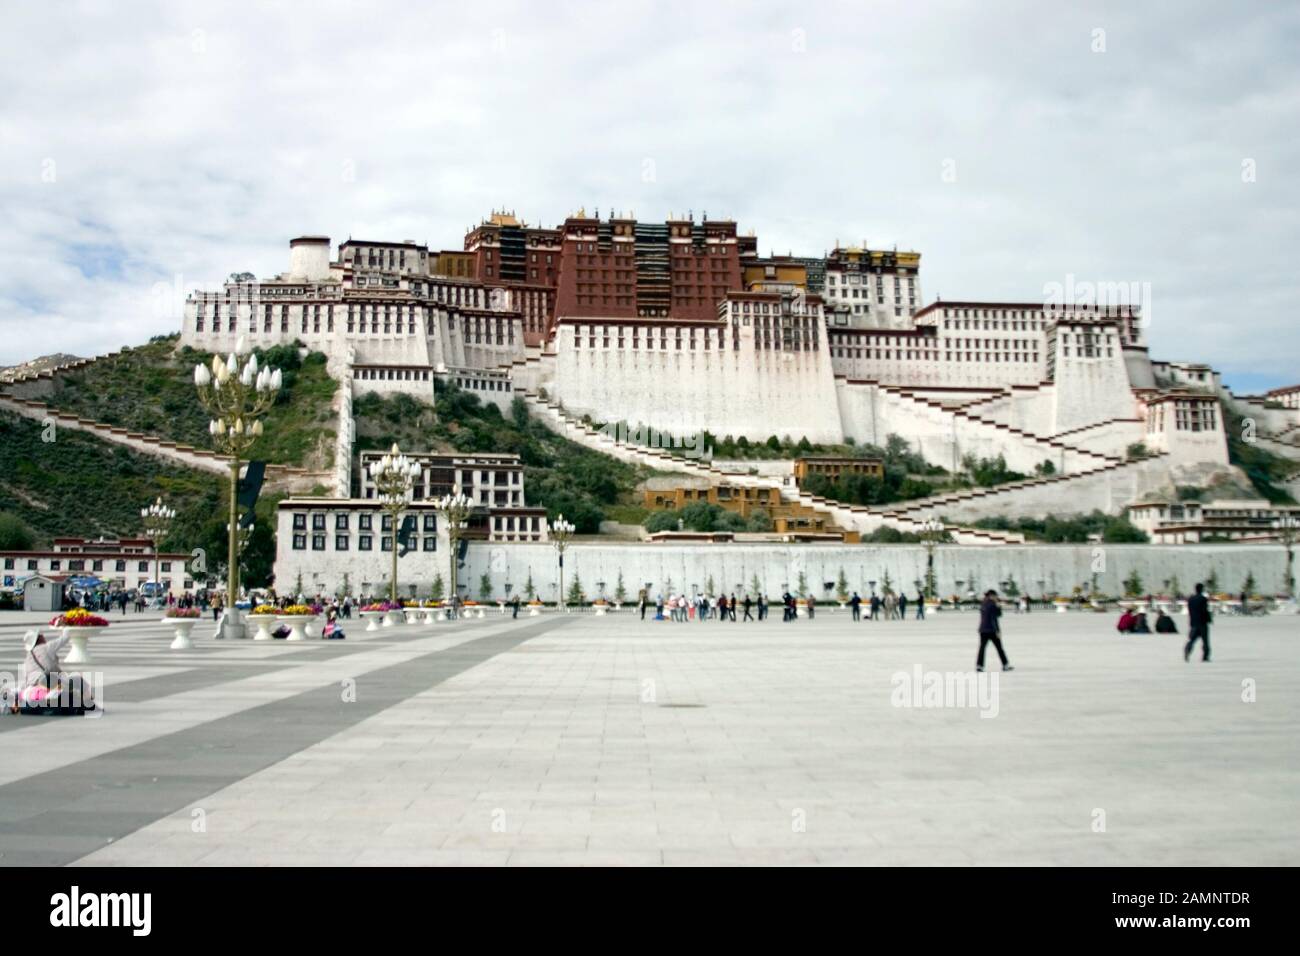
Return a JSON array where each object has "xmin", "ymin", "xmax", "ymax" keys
[{"xmin": 1, "ymin": 537, "xmax": 194, "ymax": 595}]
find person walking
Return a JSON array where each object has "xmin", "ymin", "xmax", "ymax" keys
[
  {"xmin": 757, "ymin": 594, "xmax": 767, "ymax": 621},
  {"xmin": 915, "ymin": 590, "xmax": 926, "ymax": 619},
  {"xmin": 639, "ymin": 589, "xmax": 648, "ymax": 621},
  {"xmin": 869, "ymin": 593, "xmax": 881, "ymax": 621},
  {"xmin": 850, "ymin": 591, "xmax": 861, "ymax": 622},
  {"xmin": 976, "ymin": 589, "xmax": 1013, "ymax": 673},
  {"xmin": 806, "ymin": 594, "xmax": 816, "ymax": 620},
  {"xmin": 717, "ymin": 594, "xmax": 729, "ymax": 624},
  {"xmin": 898, "ymin": 592, "xmax": 908, "ymax": 620},
  {"xmin": 743, "ymin": 594, "xmax": 754, "ymax": 621},
  {"xmin": 1185, "ymin": 583, "xmax": 1212, "ymax": 662}
]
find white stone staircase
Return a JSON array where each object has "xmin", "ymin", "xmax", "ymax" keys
[{"xmin": 517, "ymin": 388, "xmax": 1027, "ymax": 544}]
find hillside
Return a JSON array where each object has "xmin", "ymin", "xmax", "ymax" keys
[
  {"xmin": 0, "ymin": 352, "xmax": 82, "ymax": 383},
  {"xmin": 23, "ymin": 335, "xmax": 340, "ymax": 470},
  {"xmin": 0, "ymin": 408, "xmax": 279, "ymax": 586},
  {"xmin": 354, "ymin": 385, "xmax": 656, "ymax": 532}
]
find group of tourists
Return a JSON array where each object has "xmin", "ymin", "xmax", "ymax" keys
[{"xmin": 846, "ymin": 591, "xmax": 927, "ymax": 621}]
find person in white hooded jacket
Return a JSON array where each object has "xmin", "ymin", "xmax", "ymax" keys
[{"xmin": 17, "ymin": 630, "xmax": 96, "ymax": 712}]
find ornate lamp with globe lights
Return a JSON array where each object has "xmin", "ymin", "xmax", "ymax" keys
[
  {"xmin": 140, "ymin": 496, "xmax": 175, "ymax": 605},
  {"xmin": 432, "ymin": 486, "xmax": 473, "ymax": 612},
  {"xmin": 368, "ymin": 444, "xmax": 422, "ymax": 604},
  {"xmin": 550, "ymin": 515, "xmax": 576, "ymax": 612},
  {"xmin": 921, "ymin": 514, "xmax": 944, "ymax": 600},
  {"xmin": 193, "ymin": 338, "xmax": 282, "ymax": 626}
]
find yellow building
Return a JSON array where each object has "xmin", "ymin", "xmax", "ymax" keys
[
  {"xmin": 641, "ymin": 477, "xmax": 860, "ymax": 541},
  {"xmin": 792, "ymin": 456, "xmax": 884, "ymax": 487}
]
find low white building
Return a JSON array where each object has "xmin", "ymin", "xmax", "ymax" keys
[
  {"xmin": 1, "ymin": 537, "xmax": 195, "ymax": 595},
  {"xmin": 1127, "ymin": 499, "xmax": 1300, "ymax": 544}
]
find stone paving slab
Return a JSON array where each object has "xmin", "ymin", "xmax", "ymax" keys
[{"xmin": 2, "ymin": 610, "xmax": 1296, "ymax": 866}]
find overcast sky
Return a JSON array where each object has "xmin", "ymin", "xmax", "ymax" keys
[{"xmin": 1, "ymin": 0, "xmax": 1296, "ymax": 392}]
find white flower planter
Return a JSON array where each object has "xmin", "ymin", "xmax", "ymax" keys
[
  {"xmin": 1054, "ymin": 602, "xmax": 1070, "ymax": 614},
  {"xmin": 168, "ymin": 618, "xmax": 197, "ymax": 650},
  {"xmin": 593, "ymin": 604, "xmax": 608, "ymax": 616},
  {"xmin": 63, "ymin": 625, "xmax": 106, "ymax": 664},
  {"xmin": 403, "ymin": 608, "xmax": 423, "ymax": 625},
  {"xmin": 422, "ymin": 608, "xmax": 438, "ymax": 624},
  {"xmin": 529, "ymin": 605, "xmax": 542, "ymax": 617},
  {"xmin": 277, "ymin": 615, "xmax": 314, "ymax": 642},
  {"xmin": 383, "ymin": 610, "xmax": 402, "ymax": 628},
  {"xmin": 360, "ymin": 611, "xmax": 385, "ymax": 632},
  {"xmin": 245, "ymin": 614, "xmax": 278, "ymax": 641},
  {"xmin": 476, "ymin": 607, "xmax": 486, "ymax": 619}
]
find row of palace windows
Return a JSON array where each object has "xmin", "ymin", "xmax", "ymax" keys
[
  {"xmin": 293, "ymin": 513, "xmax": 439, "ymax": 532},
  {"xmin": 3, "ymin": 557, "xmax": 164, "ymax": 572},
  {"xmin": 291, "ymin": 534, "xmax": 438, "ymax": 552},
  {"xmin": 831, "ymin": 347, "xmax": 1041, "ymax": 363}
]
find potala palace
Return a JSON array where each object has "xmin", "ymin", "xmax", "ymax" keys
[{"xmin": 164, "ymin": 209, "xmax": 1300, "ymax": 597}]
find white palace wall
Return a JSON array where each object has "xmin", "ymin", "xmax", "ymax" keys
[
  {"xmin": 551, "ymin": 320, "xmax": 844, "ymax": 445},
  {"xmin": 274, "ymin": 535, "xmax": 1289, "ymax": 602},
  {"xmin": 457, "ymin": 541, "xmax": 1289, "ymax": 603}
]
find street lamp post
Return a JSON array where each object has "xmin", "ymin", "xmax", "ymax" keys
[
  {"xmin": 141, "ymin": 497, "xmax": 175, "ymax": 606},
  {"xmin": 551, "ymin": 515, "xmax": 575, "ymax": 611},
  {"xmin": 921, "ymin": 515, "xmax": 943, "ymax": 599},
  {"xmin": 368, "ymin": 443, "xmax": 421, "ymax": 604},
  {"xmin": 1279, "ymin": 513, "xmax": 1298, "ymax": 599},
  {"xmin": 193, "ymin": 339, "xmax": 281, "ymax": 629},
  {"xmin": 433, "ymin": 486, "xmax": 473, "ymax": 615}
]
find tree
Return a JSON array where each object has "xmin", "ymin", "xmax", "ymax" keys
[
  {"xmin": 431, "ymin": 573, "xmax": 445, "ymax": 602},
  {"xmin": 882, "ymin": 569, "xmax": 894, "ymax": 597},
  {"xmin": 567, "ymin": 573, "xmax": 584, "ymax": 606},
  {"xmin": 750, "ymin": 573, "xmax": 763, "ymax": 598},
  {"xmin": 1242, "ymin": 571, "xmax": 1257, "ymax": 596},
  {"xmin": 479, "ymin": 573, "xmax": 492, "ymax": 602},
  {"xmin": 524, "ymin": 569, "xmax": 536, "ymax": 600},
  {"xmin": 1123, "ymin": 570, "xmax": 1144, "ymax": 598},
  {"xmin": 338, "ymin": 572, "xmax": 353, "ymax": 599},
  {"xmin": 835, "ymin": 567, "xmax": 849, "ymax": 602},
  {"xmin": 796, "ymin": 571, "xmax": 808, "ymax": 597},
  {"xmin": 0, "ymin": 512, "xmax": 35, "ymax": 551},
  {"xmin": 294, "ymin": 572, "xmax": 304, "ymax": 598},
  {"xmin": 1205, "ymin": 569, "xmax": 1220, "ymax": 594},
  {"xmin": 706, "ymin": 574, "xmax": 716, "ymax": 595},
  {"xmin": 1004, "ymin": 576, "xmax": 1020, "ymax": 599},
  {"xmin": 614, "ymin": 571, "xmax": 627, "ymax": 604}
]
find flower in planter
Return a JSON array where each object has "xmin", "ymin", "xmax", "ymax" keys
[
  {"xmin": 165, "ymin": 607, "xmax": 202, "ymax": 619},
  {"xmin": 252, "ymin": 604, "xmax": 279, "ymax": 615},
  {"xmin": 281, "ymin": 604, "xmax": 314, "ymax": 616},
  {"xmin": 50, "ymin": 608, "xmax": 109, "ymax": 627}
]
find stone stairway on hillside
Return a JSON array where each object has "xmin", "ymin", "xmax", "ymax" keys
[
  {"xmin": 517, "ymin": 389, "xmax": 1027, "ymax": 545},
  {"xmin": 875, "ymin": 384, "xmax": 1124, "ymax": 472},
  {"xmin": 881, "ymin": 450, "xmax": 1167, "ymax": 520},
  {"xmin": 0, "ymin": 394, "xmax": 327, "ymax": 493}
]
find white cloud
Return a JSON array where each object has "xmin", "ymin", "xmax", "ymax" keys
[{"xmin": 0, "ymin": 0, "xmax": 1296, "ymax": 389}]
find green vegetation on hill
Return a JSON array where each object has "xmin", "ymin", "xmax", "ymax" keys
[
  {"xmin": 0, "ymin": 411, "xmax": 278, "ymax": 587},
  {"xmin": 34, "ymin": 335, "xmax": 339, "ymax": 470},
  {"xmin": 1222, "ymin": 405, "xmax": 1297, "ymax": 504},
  {"xmin": 643, "ymin": 502, "xmax": 772, "ymax": 534},
  {"xmin": 353, "ymin": 385, "xmax": 652, "ymax": 533},
  {"xmin": 968, "ymin": 511, "xmax": 1148, "ymax": 543}
]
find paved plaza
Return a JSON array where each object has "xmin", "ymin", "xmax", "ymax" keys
[{"xmin": 1, "ymin": 608, "xmax": 1297, "ymax": 866}]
